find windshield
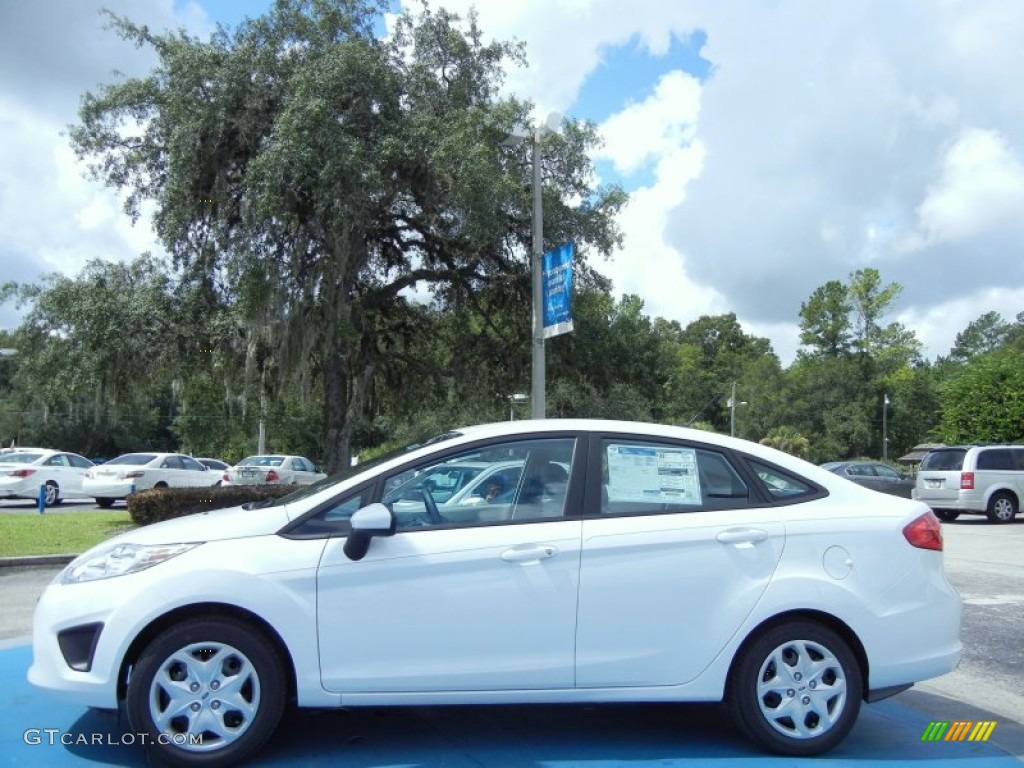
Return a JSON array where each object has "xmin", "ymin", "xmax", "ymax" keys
[
  {"xmin": 0, "ymin": 452, "xmax": 43, "ymax": 464},
  {"xmin": 106, "ymin": 454, "xmax": 158, "ymax": 466},
  {"xmin": 239, "ymin": 456, "xmax": 286, "ymax": 467},
  {"xmin": 265, "ymin": 431, "xmax": 463, "ymax": 507}
]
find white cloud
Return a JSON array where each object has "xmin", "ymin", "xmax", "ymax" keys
[
  {"xmin": 594, "ymin": 70, "xmax": 700, "ymax": 176},
  {"xmin": 898, "ymin": 287, "xmax": 1024, "ymax": 360},
  {"xmin": 900, "ymin": 128, "xmax": 1024, "ymax": 251}
]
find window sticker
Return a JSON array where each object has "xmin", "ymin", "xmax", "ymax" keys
[{"xmin": 606, "ymin": 444, "xmax": 701, "ymax": 505}]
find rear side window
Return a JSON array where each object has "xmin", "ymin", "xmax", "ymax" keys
[
  {"xmin": 599, "ymin": 441, "xmax": 749, "ymax": 515},
  {"xmin": 976, "ymin": 449, "xmax": 1016, "ymax": 471},
  {"xmin": 921, "ymin": 450, "xmax": 967, "ymax": 471},
  {"xmin": 747, "ymin": 460, "xmax": 815, "ymax": 500}
]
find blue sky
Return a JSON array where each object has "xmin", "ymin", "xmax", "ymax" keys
[{"xmin": 2, "ymin": 0, "xmax": 1024, "ymax": 365}]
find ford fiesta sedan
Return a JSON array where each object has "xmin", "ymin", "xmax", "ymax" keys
[{"xmin": 29, "ymin": 420, "xmax": 961, "ymax": 767}]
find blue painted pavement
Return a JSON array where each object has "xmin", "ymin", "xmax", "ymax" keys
[{"xmin": 2, "ymin": 644, "xmax": 1020, "ymax": 767}]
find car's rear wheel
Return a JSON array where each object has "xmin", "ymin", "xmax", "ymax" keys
[
  {"xmin": 933, "ymin": 509, "xmax": 960, "ymax": 522},
  {"xmin": 126, "ymin": 617, "xmax": 286, "ymax": 768},
  {"xmin": 728, "ymin": 620, "xmax": 862, "ymax": 756},
  {"xmin": 986, "ymin": 492, "xmax": 1018, "ymax": 524},
  {"xmin": 95, "ymin": 497, "xmax": 115, "ymax": 508},
  {"xmin": 43, "ymin": 480, "xmax": 59, "ymax": 507}
]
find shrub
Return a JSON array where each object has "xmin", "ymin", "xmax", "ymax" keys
[{"xmin": 127, "ymin": 484, "xmax": 300, "ymax": 526}]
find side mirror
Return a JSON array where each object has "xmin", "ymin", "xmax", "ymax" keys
[{"xmin": 343, "ymin": 503, "xmax": 397, "ymax": 561}]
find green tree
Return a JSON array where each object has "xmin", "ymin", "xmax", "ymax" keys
[
  {"xmin": 946, "ymin": 311, "xmax": 1011, "ymax": 363},
  {"xmin": 798, "ymin": 280, "xmax": 852, "ymax": 357},
  {"xmin": 69, "ymin": 0, "xmax": 625, "ymax": 471},
  {"xmin": 759, "ymin": 426, "xmax": 811, "ymax": 459},
  {"xmin": 937, "ymin": 348, "xmax": 1024, "ymax": 443},
  {"xmin": 9, "ymin": 256, "xmax": 180, "ymax": 455}
]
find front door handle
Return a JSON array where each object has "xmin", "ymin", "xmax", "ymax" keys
[
  {"xmin": 501, "ymin": 545, "xmax": 558, "ymax": 563},
  {"xmin": 716, "ymin": 528, "xmax": 769, "ymax": 545}
]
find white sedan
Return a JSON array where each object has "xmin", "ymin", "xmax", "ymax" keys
[
  {"xmin": 222, "ymin": 454, "xmax": 326, "ymax": 486},
  {"xmin": 0, "ymin": 449, "xmax": 95, "ymax": 506},
  {"xmin": 82, "ymin": 452, "xmax": 219, "ymax": 507},
  {"xmin": 29, "ymin": 420, "xmax": 961, "ymax": 766}
]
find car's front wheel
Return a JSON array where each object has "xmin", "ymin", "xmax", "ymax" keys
[
  {"xmin": 126, "ymin": 617, "xmax": 287, "ymax": 767},
  {"xmin": 95, "ymin": 497, "xmax": 115, "ymax": 508},
  {"xmin": 728, "ymin": 620, "xmax": 862, "ymax": 756},
  {"xmin": 986, "ymin": 492, "xmax": 1018, "ymax": 523},
  {"xmin": 43, "ymin": 480, "xmax": 60, "ymax": 507}
]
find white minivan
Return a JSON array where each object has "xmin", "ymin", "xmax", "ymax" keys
[{"xmin": 913, "ymin": 445, "xmax": 1024, "ymax": 523}]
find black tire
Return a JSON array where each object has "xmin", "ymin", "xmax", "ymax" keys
[
  {"xmin": 986, "ymin": 492, "xmax": 1018, "ymax": 524},
  {"xmin": 126, "ymin": 617, "xmax": 287, "ymax": 768},
  {"xmin": 933, "ymin": 509, "xmax": 960, "ymax": 522},
  {"xmin": 154, "ymin": 481, "xmax": 169, "ymax": 490},
  {"xmin": 728, "ymin": 620, "xmax": 863, "ymax": 756},
  {"xmin": 96, "ymin": 497, "xmax": 115, "ymax": 509},
  {"xmin": 43, "ymin": 480, "xmax": 60, "ymax": 507}
]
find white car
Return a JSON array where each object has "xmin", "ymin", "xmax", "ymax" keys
[
  {"xmin": 222, "ymin": 454, "xmax": 326, "ymax": 486},
  {"xmin": 82, "ymin": 452, "xmax": 219, "ymax": 507},
  {"xmin": 29, "ymin": 420, "xmax": 961, "ymax": 766},
  {"xmin": 0, "ymin": 449, "xmax": 95, "ymax": 506}
]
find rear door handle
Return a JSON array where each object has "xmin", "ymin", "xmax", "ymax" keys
[
  {"xmin": 716, "ymin": 528, "xmax": 769, "ymax": 545},
  {"xmin": 501, "ymin": 545, "xmax": 558, "ymax": 563}
]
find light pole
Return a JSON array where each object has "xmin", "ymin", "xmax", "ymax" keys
[
  {"xmin": 505, "ymin": 113, "xmax": 561, "ymax": 420},
  {"xmin": 882, "ymin": 393, "xmax": 890, "ymax": 460},
  {"xmin": 728, "ymin": 381, "xmax": 747, "ymax": 437},
  {"xmin": 507, "ymin": 393, "xmax": 528, "ymax": 421}
]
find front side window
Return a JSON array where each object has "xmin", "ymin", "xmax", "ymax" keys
[
  {"xmin": 600, "ymin": 441, "xmax": 749, "ymax": 515},
  {"xmin": 67, "ymin": 454, "xmax": 94, "ymax": 469},
  {"xmin": 381, "ymin": 437, "xmax": 576, "ymax": 529},
  {"xmin": 180, "ymin": 456, "xmax": 204, "ymax": 472}
]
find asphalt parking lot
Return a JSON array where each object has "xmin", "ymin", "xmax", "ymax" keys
[{"xmin": 1, "ymin": 509, "xmax": 1022, "ymax": 766}]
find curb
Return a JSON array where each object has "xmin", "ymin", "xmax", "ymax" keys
[{"xmin": 0, "ymin": 554, "xmax": 77, "ymax": 568}]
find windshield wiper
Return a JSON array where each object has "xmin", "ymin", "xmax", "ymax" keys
[{"xmin": 242, "ymin": 497, "xmax": 277, "ymax": 511}]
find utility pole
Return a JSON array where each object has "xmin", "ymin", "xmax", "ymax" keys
[{"xmin": 882, "ymin": 394, "xmax": 890, "ymax": 460}]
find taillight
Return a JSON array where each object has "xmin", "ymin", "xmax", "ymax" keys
[
  {"xmin": 266, "ymin": 470, "xmax": 279, "ymax": 483},
  {"xmin": 903, "ymin": 512, "xmax": 943, "ymax": 551},
  {"xmin": 120, "ymin": 470, "xmax": 145, "ymax": 480},
  {"xmin": 223, "ymin": 472, "xmax": 230, "ymax": 482},
  {"xmin": 9, "ymin": 469, "xmax": 36, "ymax": 478},
  {"xmin": 960, "ymin": 472, "xmax": 974, "ymax": 490}
]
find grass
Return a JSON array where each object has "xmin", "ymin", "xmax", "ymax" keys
[{"xmin": 0, "ymin": 511, "xmax": 136, "ymax": 557}]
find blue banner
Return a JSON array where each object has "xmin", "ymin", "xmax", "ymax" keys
[{"xmin": 542, "ymin": 242, "xmax": 574, "ymax": 339}]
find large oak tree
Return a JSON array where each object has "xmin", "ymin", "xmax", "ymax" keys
[{"xmin": 71, "ymin": 0, "xmax": 624, "ymax": 470}]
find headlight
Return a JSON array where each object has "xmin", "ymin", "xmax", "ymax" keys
[{"xmin": 59, "ymin": 542, "xmax": 202, "ymax": 584}]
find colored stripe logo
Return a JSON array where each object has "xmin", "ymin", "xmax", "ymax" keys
[{"xmin": 921, "ymin": 721, "xmax": 996, "ymax": 742}]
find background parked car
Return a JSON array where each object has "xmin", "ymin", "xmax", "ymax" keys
[
  {"xmin": 195, "ymin": 458, "xmax": 229, "ymax": 485},
  {"xmin": 0, "ymin": 449, "xmax": 95, "ymax": 506},
  {"xmin": 83, "ymin": 452, "xmax": 219, "ymax": 507},
  {"xmin": 913, "ymin": 445, "xmax": 1024, "ymax": 523},
  {"xmin": 819, "ymin": 461, "xmax": 915, "ymax": 498},
  {"xmin": 223, "ymin": 455, "xmax": 326, "ymax": 486}
]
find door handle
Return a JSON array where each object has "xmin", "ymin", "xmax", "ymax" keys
[
  {"xmin": 501, "ymin": 545, "xmax": 558, "ymax": 563},
  {"xmin": 716, "ymin": 528, "xmax": 769, "ymax": 545}
]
